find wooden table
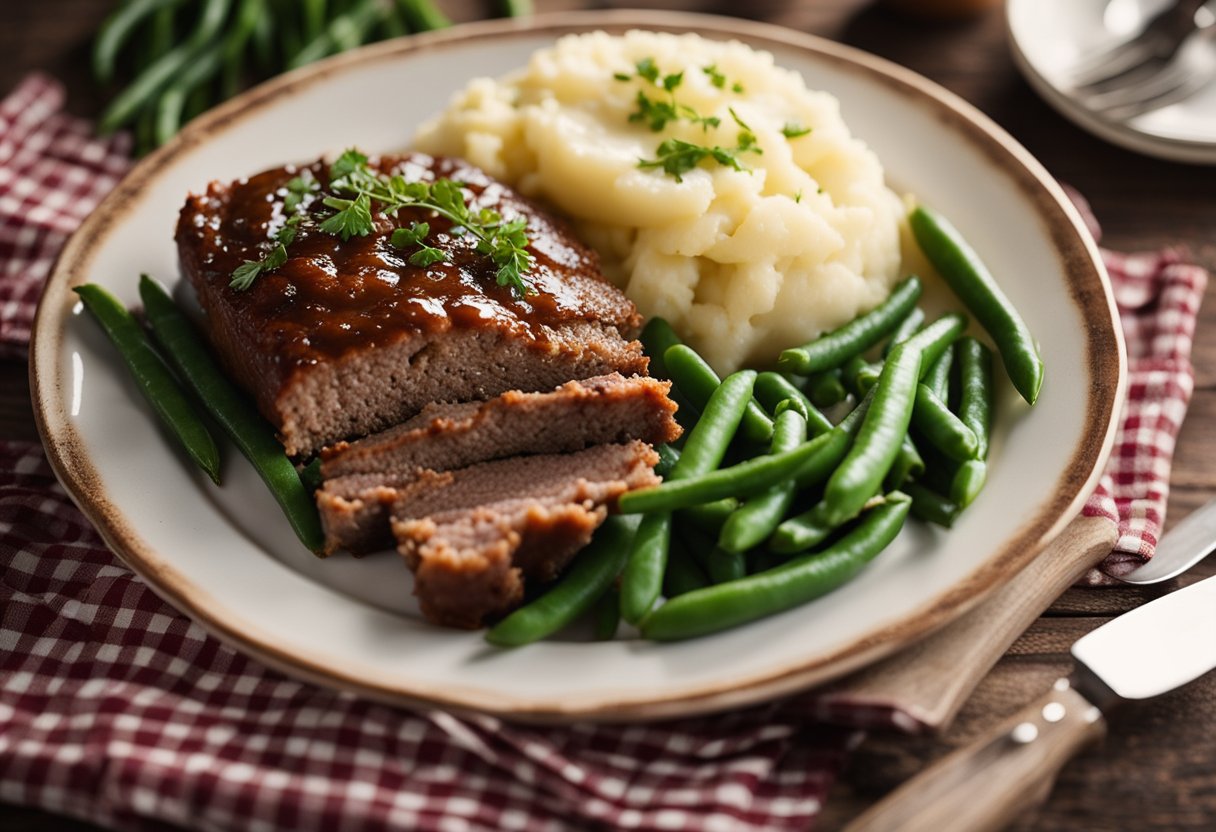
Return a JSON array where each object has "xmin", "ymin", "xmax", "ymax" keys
[{"xmin": 3, "ymin": 1, "xmax": 1214, "ymax": 830}]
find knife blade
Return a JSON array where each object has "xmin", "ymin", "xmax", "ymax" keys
[{"xmin": 844, "ymin": 573, "xmax": 1216, "ymax": 832}]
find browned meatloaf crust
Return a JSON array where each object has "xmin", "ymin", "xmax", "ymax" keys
[
  {"xmin": 390, "ymin": 441, "xmax": 658, "ymax": 628},
  {"xmin": 176, "ymin": 152, "xmax": 648, "ymax": 456}
]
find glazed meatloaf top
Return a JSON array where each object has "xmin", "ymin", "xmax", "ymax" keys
[{"xmin": 176, "ymin": 152, "xmax": 646, "ymax": 455}]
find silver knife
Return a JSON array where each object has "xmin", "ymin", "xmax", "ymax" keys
[{"xmin": 844, "ymin": 572, "xmax": 1216, "ymax": 832}]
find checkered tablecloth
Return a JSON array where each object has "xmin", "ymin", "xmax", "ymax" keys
[{"xmin": 0, "ymin": 74, "xmax": 1206, "ymax": 831}]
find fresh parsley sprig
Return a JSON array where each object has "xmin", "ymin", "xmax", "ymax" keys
[
  {"xmin": 638, "ymin": 107, "xmax": 762, "ymax": 183},
  {"xmin": 228, "ymin": 150, "xmax": 535, "ymax": 297}
]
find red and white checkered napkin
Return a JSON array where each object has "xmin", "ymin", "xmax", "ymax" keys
[{"xmin": 0, "ymin": 75, "xmax": 1206, "ymax": 831}]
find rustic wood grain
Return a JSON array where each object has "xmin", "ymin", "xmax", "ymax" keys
[{"xmin": 3, "ymin": 1, "xmax": 1215, "ymax": 830}]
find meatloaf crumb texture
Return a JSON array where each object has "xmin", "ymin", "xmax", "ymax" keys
[
  {"xmin": 320, "ymin": 372, "xmax": 681, "ymax": 479},
  {"xmin": 392, "ymin": 441, "xmax": 658, "ymax": 628},
  {"xmin": 177, "ymin": 152, "xmax": 646, "ymax": 456}
]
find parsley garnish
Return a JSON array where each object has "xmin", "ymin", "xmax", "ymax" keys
[
  {"xmin": 618, "ymin": 58, "xmax": 719, "ymax": 132},
  {"xmin": 638, "ymin": 110, "xmax": 763, "ymax": 183},
  {"xmin": 228, "ymin": 149, "xmax": 535, "ymax": 297},
  {"xmin": 702, "ymin": 63, "xmax": 744, "ymax": 93},
  {"xmin": 781, "ymin": 122, "xmax": 812, "ymax": 139},
  {"xmin": 618, "ymin": 60, "xmax": 767, "ymax": 182}
]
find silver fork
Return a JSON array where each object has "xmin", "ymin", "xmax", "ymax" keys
[
  {"xmin": 1068, "ymin": 0, "xmax": 1212, "ymax": 89},
  {"xmin": 1081, "ymin": 19, "xmax": 1216, "ymax": 119}
]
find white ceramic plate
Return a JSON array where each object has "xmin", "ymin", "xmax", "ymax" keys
[
  {"xmin": 1007, "ymin": 0, "xmax": 1216, "ymax": 164},
  {"xmin": 32, "ymin": 11, "xmax": 1123, "ymax": 722}
]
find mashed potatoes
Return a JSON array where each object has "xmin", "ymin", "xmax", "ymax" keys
[{"xmin": 415, "ymin": 30, "xmax": 905, "ymax": 374}]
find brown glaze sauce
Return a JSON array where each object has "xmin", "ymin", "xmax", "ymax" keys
[{"xmin": 177, "ymin": 153, "xmax": 632, "ymax": 376}]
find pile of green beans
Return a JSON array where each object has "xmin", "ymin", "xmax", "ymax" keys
[
  {"xmin": 94, "ymin": 0, "xmax": 532, "ymax": 154},
  {"xmin": 489, "ymin": 201, "xmax": 1040, "ymax": 645},
  {"xmin": 76, "ymin": 279, "xmax": 326, "ymax": 553}
]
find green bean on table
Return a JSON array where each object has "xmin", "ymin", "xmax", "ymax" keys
[
  {"xmin": 74, "ymin": 283, "xmax": 221, "ymax": 484},
  {"xmin": 487, "ymin": 516, "xmax": 636, "ymax": 647},
  {"xmin": 99, "ymin": 0, "xmax": 233, "ymax": 133},
  {"xmin": 922, "ymin": 343, "xmax": 954, "ymax": 402},
  {"xmin": 778, "ymin": 275, "xmax": 923, "ymax": 375},
  {"xmin": 909, "ymin": 204, "xmax": 1043, "ymax": 405},
  {"xmin": 138, "ymin": 276, "xmax": 325, "ymax": 552},
  {"xmin": 640, "ymin": 494, "xmax": 911, "ymax": 641}
]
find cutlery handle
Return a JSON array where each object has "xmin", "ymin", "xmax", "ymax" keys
[
  {"xmin": 844, "ymin": 679, "xmax": 1107, "ymax": 832},
  {"xmin": 819, "ymin": 514, "xmax": 1115, "ymax": 731}
]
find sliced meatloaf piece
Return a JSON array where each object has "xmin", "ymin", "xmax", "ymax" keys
[
  {"xmin": 319, "ymin": 372, "xmax": 681, "ymax": 480},
  {"xmin": 176, "ymin": 152, "xmax": 647, "ymax": 457},
  {"xmin": 390, "ymin": 441, "xmax": 658, "ymax": 628}
]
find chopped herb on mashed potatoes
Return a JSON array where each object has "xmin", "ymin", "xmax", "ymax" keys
[{"xmin": 415, "ymin": 30, "xmax": 906, "ymax": 374}]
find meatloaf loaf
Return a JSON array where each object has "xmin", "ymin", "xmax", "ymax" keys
[
  {"xmin": 316, "ymin": 373, "xmax": 681, "ymax": 554},
  {"xmin": 176, "ymin": 152, "xmax": 648, "ymax": 457}
]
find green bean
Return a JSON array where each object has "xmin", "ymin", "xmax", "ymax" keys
[
  {"xmin": 220, "ymin": 0, "xmax": 264, "ymax": 99},
  {"xmin": 902, "ymin": 313, "xmax": 968, "ymax": 375},
  {"xmin": 773, "ymin": 345, "xmax": 920, "ymax": 553},
  {"xmin": 619, "ymin": 512, "xmax": 672, "ymax": 624},
  {"xmin": 93, "ymin": 0, "xmax": 185, "ymax": 85},
  {"xmin": 804, "ymin": 370, "xmax": 847, "ymax": 408},
  {"xmin": 884, "ymin": 306, "xmax": 926, "ymax": 358},
  {"xmin": 251, "ymin": 5, "xmax": 275, "ymax": 69},
  {"xmin": 640, "ymin": 494, "xmax": 910, "ymax": 641},
  {"xmin": 396, "ymin": 0, "xmax": 452, "ymax": 30},
  {"xmin": 667, "ymin": 369, "xmax": 758, "ymax": 478},
  {"xmin": 905, "ymin": 481, "xmax": 960, "ymax": 528},
  {"xmin": 302, "ymin": 0, "xmax": 328, "ymax": 40},
  {"xmin": 640, "ymin": 317, "xmax": 682, "ymax": 378},
  {"xmin": 654, "ymin": 443, "xmax": 680, "ymax": 479},
  {"xmin": 143, "ymin": 4, "xmax": 178, "ymax": 67},
  {"xmin": 138, "ymin": 276, "xmax": 324, "ymax": 552},
  {"xmin": 154, "ymin": 41, "xmax": 225, "ymax": 146},
  {"xmin": 909, "ymin": 205, "xmax": 1043, "ymax": 404},
  {"xmin": 840, "ymin": 355, "xmax": 877, "ymax": 398},
  {"xmin": 719, "ymin": 408, "xmax": 808, "ymax": 553},
  {"xmin": 911, "ymin": 384, "xmax": 979, "ymax": 462},
  {"xmin": 73, "ymin": 284, "xmax": 220, "ymax": 484},
  {"xmin": 665, "ymin": 345, "xmax": 773, "ymax": 444},
  {"xmin": 956, "ymin": 337, "xmax": 993, "ymax": 460},
  {"xmin": 99, "ymin": 0, "xmax": 232, "ymax": 133},
  {"xmin": 705, "ymin": 546, "xmax": 747, "ymax": 584},
  {"xmin": 487, "ymin": 516, "xmax": 635, "ymax": 646},
  {"xmin": 950, "ymin": 458, "xmax": 987, "ymax": 509},
  {"xmin": 753, "ymin": 372, "xmax": 833, "ymax": 437},
  {"xmin": 617, "ymin": 428, "xmax": 841, "ymax": 515},
  {"xmin": 885, "ymin": 435, "xmax": 925, "ymax": 490},
  {"xmin": 678, "ymin": 499, "xmax": 738, "ymax": 534},
  {"xmin": 290, "ymin": 0, "xmax": 382, "ymax": 68},
  {"xmin": 819, "ymin": 342, "xmax": 923, "ymax": 527},
  {"xmin": 299, "ymin": 457, "xmax": 323, "ymax": 493},
  {"xmin": 592, "ymin": 586, "xmax": 620, "ymax": 641},
  {"xmin": 663, "ymin": 535, "xmax": 710, "ymax": 598},
  {"xmin": 499, "ymin": 0, "xmax": 533, "ymax": 16},
  {"xmin": 379, "ymin": 5, "xmax": 408, "ymax": 38},
  {"xmin": 923, "ymin": 343, "xmax": 953, "ymax": 403},
  {"xmin": 777, "ymin": 276, "xmax": 922, "ymax": 375}
]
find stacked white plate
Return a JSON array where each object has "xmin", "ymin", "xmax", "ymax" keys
[{"xmin": 1007, "ymin": 0, "xmax": 1216, "ymax": 163}]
